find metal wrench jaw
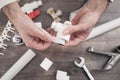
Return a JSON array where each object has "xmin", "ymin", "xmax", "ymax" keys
[
  {"xmin": 88, "ymin": 46, "xmax": 120, "ymax": 71},
  {"xmin": 103, "ymin": 54, "xmax": 120, "ymax": 70},
  {"xmin": 88, "ymin": 46, "xmax": 116, "ymax": 56},
  {"xmin": 74, "ymin": 57, "xmax": 85, "ymax": 68},
  {"xmin": 114, "ymin": 45, "xmax": 120, "ymax": 53}
]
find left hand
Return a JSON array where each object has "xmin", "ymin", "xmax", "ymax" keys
[{"xmin": 2, "ymin": 2, "xmax": 54, "ymax": 50}]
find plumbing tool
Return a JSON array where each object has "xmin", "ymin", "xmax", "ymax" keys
[
  {"xmin": 88, "ymin": 46, "xmax": 120, "ymax": 70},
  {"xmin": 74, "ymin": 57, "xmax": 94, "ymax": 80}
]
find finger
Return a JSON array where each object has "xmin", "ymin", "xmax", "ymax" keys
[
  {"xmin": 47, "ymin": 28, "xmax": 56, "ymax": 36},
  {"xmin": 33, "ymin": 43, "xmax": 51, "ymax": 51},
  {"xmin": 27, "ymin": 39, "xmax": 52, "ymax": 51},
  {"xmin": 72, "ymin": 7, "xmax": 88, "ymax": 24},
  {"xmin": 42, "ymin": 42, "xmax": 52, "ymax": 50},
  {"xmin": 37, "ymin": 42, "xmax": 52, "ymax": 51},
  {"xmin": 72, "ymin": 11, "xmax": 82, "ymax": 25},
  {"xmin": 63, "ymin": 25, "xmax": 82, "ymax": 35},
  {"xmin": 64, "ymin": 38, "xmax": 81, "ymax": 46},
  {"xmin": 65, "ymin": 32, "xmax": 87, "ymax": 46},
  {"xmin": 31, "ymin": 28, "xmax": 54, "ymax": 42}
]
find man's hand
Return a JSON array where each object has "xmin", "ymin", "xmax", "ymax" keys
[
  {"xmin": 64, "ymin": 0, "xmax": 109, "ymax": 46},
  {"xmin": 3, "ymin": 2, "xmax": 54, "ymax": 50}
]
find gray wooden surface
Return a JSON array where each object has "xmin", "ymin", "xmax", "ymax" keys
[{"xmin": 0, "ymin": 0, "xmax": 120, "ymax": 80}]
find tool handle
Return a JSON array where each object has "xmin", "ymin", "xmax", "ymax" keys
[
  {"xmin": 83, "ymin": 65, "xmax": 95, "ymax": 80},
  {"xmin": 90, "ymin": 51, "xmax": 116, "ymax": 56},
  {"xmin": 103, "ymin": 54, "xmax": 120, "ymax": 70}
]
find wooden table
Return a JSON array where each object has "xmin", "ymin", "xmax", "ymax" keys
[{"xmin": 0, "ymin": 0, "xmax": 120, "ymax": 80}]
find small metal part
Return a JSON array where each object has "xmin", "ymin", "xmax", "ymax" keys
[
  {"xmin": 12, "ymin": 34, "xmax": 24, "ymax": 46},
  {"xmin": 47, "ymin": 7, "xmax": 62, "ymax": 22},
  {"xmin": 115, "ymin": 46, "xmax": 120, "ymax": 53},
  {"xmin": 88, "ymin": 46, "xmax": 95, "ymax": 52},
  {"xmin": 88, "ymin": 46, "xmax": 120, "ymax": 70},
  {"xmin": 116, "ymin": 46, "xmax": 120, "ymax": 53},
  {"xmin": 56, "ymin": 10, "xmax": 63, "ymax": 16},
  {"xmin": 74, "ymin": 57, "xmax": 94, "ymax": 80},
  {"xmin": 109, "ymin": 0, "xmax": 114, "ymax": 2}
]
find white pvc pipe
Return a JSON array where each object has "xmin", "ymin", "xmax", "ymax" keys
[
  {"xmin": 0, "ymin": 49, "xmax": 36, "ymax": 80},
  {"xmin": 86, "ymin": 17, "xmax": 120, "ymax": 40}
]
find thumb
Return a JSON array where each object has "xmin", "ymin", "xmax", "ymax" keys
[
  {"xmin": 33, "ymin": 28, "xmax": 54, "ymax": 42},
  {"xmin": 63, "ymin": 25, "xmax": 81, "ymax": 35}
]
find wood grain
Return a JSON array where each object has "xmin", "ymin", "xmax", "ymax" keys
[{"xmin": 0, "ymin": 0, "xmax": 120, "ymax": 80}]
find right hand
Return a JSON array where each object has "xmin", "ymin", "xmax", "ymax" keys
[{"xmin": 63, "ymin": 0, "xmax": 108, "ymax": 46}]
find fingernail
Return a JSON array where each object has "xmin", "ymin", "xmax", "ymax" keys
[
  {"xmin": 48, "ymin": 36, "xmax": 55, "ymax": 42},
  {"xmin": 64, "ymin": 30, "xmax": 69, "ymax": 35}
]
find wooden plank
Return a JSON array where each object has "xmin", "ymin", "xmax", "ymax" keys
[{"xmin": 0, "ymin": 0, "xmax": 120, "ymax": 80}]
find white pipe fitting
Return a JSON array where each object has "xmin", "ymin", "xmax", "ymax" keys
[
  {"xmin": 51, "ymin": 21, "xmax": 71, "ymax": 44},
  {"xmin": 21, "ymin": 0, "xmax": 43, "ymax": 13},
  {"xmin": 56, "ymin": 70, "xmax": 70, "ymax": 80}
]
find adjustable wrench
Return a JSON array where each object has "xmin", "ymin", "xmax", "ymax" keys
[{"xmin": 74, "ymin": 57, "xmax": 94, "ymax": 80}]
